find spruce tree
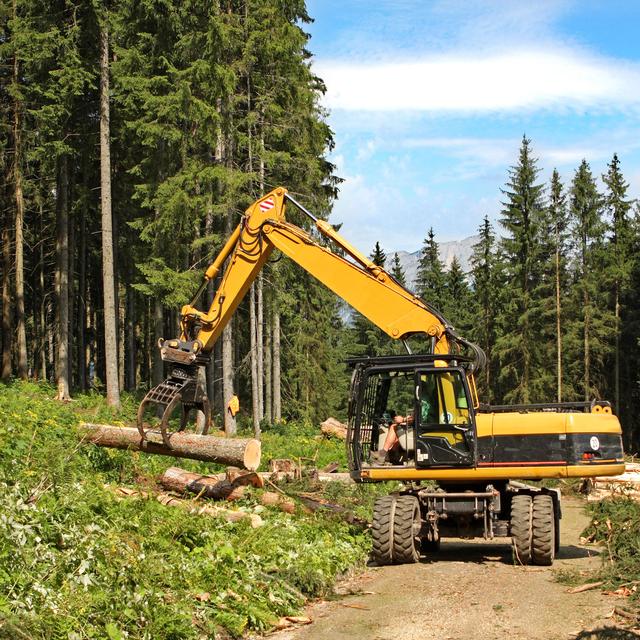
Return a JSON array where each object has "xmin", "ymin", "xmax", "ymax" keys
[
  {"xmin": 390, "ymin": 252, "xmax": 407, "ymax": 287},
  {"xmin": 495, "ymin": 136, "xmax": 545, "ymax": 403},
  {"xmin": 443, "ymin": 256, "xmax": 472, "ymax": 335},
  {"xmin": 567, "ymin": 160, "xmax": 611, "ymax": 401},
  {"xmin": 535, "ymin": 169, "xmax": 570, "ymax": 401},
  {"xmin": 469, "ymin": 215, "xmax": 501, "ymax": 401},
  {"xmin": 416, "ymin": 228, "xmax": 446, "ymax": 305},
  {"xmin": 602, "ymin": 153, "xmax": 633, "ymax": 416}
]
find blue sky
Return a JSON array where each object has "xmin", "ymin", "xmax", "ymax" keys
[{"xmin": 304, "ymin": 0, "xmax": 640, "ymax": 253}]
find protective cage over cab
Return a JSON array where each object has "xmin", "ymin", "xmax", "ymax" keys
[{"xmin": 347, "ymin": 354, "xmax": 479, "ymax": 476}]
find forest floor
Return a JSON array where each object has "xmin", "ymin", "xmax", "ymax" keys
[{"xmin": 268, "ymin": 497, "xmax": 639, "ymax": 640}]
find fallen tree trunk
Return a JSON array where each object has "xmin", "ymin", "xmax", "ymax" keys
[
  {"xmin": 109, "ymin": 485, "xmax": 263, "ymax": 528},
  {"xmin": 160, "ymin": 466, "xmax": 263, "ymax": 500},
  {"xmin": 320, "ymin": 417, "xmax": 347, "ymax": 440},
  {"xmin": 80, "ymin": 423, "xmax": 261, "ymax": 470}
]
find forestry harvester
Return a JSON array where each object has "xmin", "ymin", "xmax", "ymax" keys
[{"xmin": 138, "ymin": 187, "xmax": 624, "ymax": 566}]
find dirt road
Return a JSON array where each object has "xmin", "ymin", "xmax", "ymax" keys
[{"xmin": 271, "ymin": 498, "xmax": 636, "ymax": 640}]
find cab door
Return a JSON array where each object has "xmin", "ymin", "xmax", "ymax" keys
[{"xmin": 414, "ymin": 369, "xmax": 477, "ymax": 468}]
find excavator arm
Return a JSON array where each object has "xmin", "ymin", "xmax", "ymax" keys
[{"xmin": 138, "ymin": 187, "xmax": 483, "ymax": 444}]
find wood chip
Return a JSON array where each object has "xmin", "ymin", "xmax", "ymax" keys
[{"xmin": 567, "ymin": 581, "xmax": 604, "ymax": 594}]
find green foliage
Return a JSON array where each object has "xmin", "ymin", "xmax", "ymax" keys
[
  {"xmin": 416, "ymin": 227, "xmax": 446, "ymax": 304},
  {"xmin": 0, "ymin": 382, "xmax": 373, "ymax": 639},
  {"xmin": 582, "ymin": 498, "xmax": 640, "ymax": 609}
]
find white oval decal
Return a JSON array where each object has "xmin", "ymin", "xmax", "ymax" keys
[{"xmin": 590, "ymin": 436, "xmax": 600, "ymax": 451}]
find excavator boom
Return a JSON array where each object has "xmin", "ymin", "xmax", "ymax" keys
[{"xmin": 137, "ymin": 187, "xmax": 482, "ymax": 443}]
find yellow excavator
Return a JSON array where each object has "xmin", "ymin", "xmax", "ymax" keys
[{"xmin": 138, "ymin": 187, "xmax": 624, "ymax": 566}]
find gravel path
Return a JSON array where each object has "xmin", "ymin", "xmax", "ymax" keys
[{"xmin": 269, "ymin": 498, "xmax": 635, "ymax": 640}]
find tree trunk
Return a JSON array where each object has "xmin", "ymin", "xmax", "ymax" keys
[
  {"xmin": 118, "ymin": 284, "xmax": 125, "ymax": 391},
  {"xmin": 55, "ymin": 155, "xmax": 70, "ymax": 400},
  {"xmin": 99, "ymin": 22, "xmax": 120, "ymax": 409},
  {"xmin": 273, "ymin": 309, "xmax": 281, "ymax": 422},
  {"xmin": 265, "ymin": 306, "xmax": 272, "ymax": 423},
  {"xmin": 160, "ymin": 466, "xmax": 262, "ymax": 501},
  {"xmin": 584, "ymin": 290, "xmax": 590, "ymax": 402},
  {"xmin": 223, "ymin": 210, "xmax": 236, "ymax": 435},
  {"xmin": 257, "ymin": 272, "xmax": 264, "ymax": 421},
  {"xmin": 12, "ymin": 32, "xmax": 27, "ymax": 380},
  {"xmin": 1, "ymin": 206, "xmax": 11, "ymax": 381},
  {"xmin": 615, "ymin": 285, "xmax": 620, "ymax": 413},
  {"xmin": 555, "ymin": 243, "xmax": 562, "ymax": 403},
  {"xmin": 126, "ymin": 286, "xmax": 136, "ymax": 390},
  {"xmin": 77, "ymin": 200, "xmax": 86, "ymax": 391},
  {"xmin": 153, "ymin": 299, "xmax": 164, "ymax": 386},
  {"xmin": 250, "ymin": 284, "xmax": 260, "ymax": 435},
  {"xmin": 80, "ymin": 423, "xmax": 261, "ymax": 469}
]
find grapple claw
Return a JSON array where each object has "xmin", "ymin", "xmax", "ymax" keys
[{"xmin": 136, "ymin": 364, "xmax": 211, "ymax": 448}]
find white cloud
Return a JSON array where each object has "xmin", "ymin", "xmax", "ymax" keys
[{"xmin": 315, "ymin": 50, "xmax": 640, "ymax": 113}]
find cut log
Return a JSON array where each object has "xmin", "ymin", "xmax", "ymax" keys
[
  {"xmin": 160, "ymin": 466, "xmax": 262, "ymax": 500},
  {"xmin": 107, "ymin": 485, "xmax": 263, "ymax": 527},
  {"xmin": 260, "ymin": 491, "xmax": 296, "ymax": 513},
  {"xmin": 320, "ymin": 417, "xmax": 347, "ymax": 440},
  {"xmin": 80, "ymin": 423, "xmax": 261, "ymax": 470}
]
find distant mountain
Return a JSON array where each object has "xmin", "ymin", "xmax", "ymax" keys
[{"xmin": 385, "ymin": 234, "xmax": 480, "ymax": 290}]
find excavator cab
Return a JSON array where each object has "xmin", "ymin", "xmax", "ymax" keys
[{"xmin": 347, "ymin": 355, "xmax": 477, "ymax": 477}]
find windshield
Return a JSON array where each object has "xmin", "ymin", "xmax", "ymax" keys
[{"xmin": 419, "ymin": 371, "xmax": 471, "ymax": 427}]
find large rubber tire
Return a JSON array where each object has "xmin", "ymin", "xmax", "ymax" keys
[
  {"xmin": 511, "ymin": 494, "xmax": 533, "ymax": 565},
  {"xmin": 371, "ymin": 496, "xmax": 397, "ymax": 565},
  {"xmin": 392, "ymin": 495, "xmax": 421, "ymax": 564},
  {"xmin": 531, "ymin": 494, "xmax": 555, "ymax": 566}
]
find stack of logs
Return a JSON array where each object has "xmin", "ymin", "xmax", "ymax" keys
[
  {"xmin": 82, "ymin": 420, "xmax": 356, "ymax": 528},
  {"xmin": 582, "ymin": 463, "xmax": 640, "ymax": 501}
]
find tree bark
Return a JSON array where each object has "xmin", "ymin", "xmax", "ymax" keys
[
  {"xmin": 265, "ymin": 306, "xmax": 272, "ymax": 422},
  {"xmin": 55, "ymin": 155, "xmax": 70, "ymax": 400},
  {"xmin": 160, "ymin": 466, "xmax": 263, "ymax": 500},
  {"xmin": 99, "ymin": 22, "xmax": 120, "ymax": 409},
  {"xmin": 126, "ymin": 286, "xmax": 136, "ymax": 390},
  {"xmin": 12, "ymin": 32, "xmax": 27, "ymax": 380},
  {"xmin": 555, "ymin": 237, "xmax": 562, "ymax": 403},
  {"xmin": 80, "ymin": 423, "xmax": 261, "ymax": 469},
  {"xmin": 153, "ymin": 299, "xmax": 164, "ymax": 386},
  {"xmin": 250, "ymin": 283, "xmax": 260, "ymax": 435},
  {"xmin": 77, "ymin": 198, "xmax": 86, "ymax": 390},
  {"xmin": 273, "ymin": 310, "xmax": 281, "ymax": 422},
  {"xmin": 1, "ymin": 205, "xmax": 11, "ymax": 381},
  {"xmin": 257, "ymin": 272, "xmax": 264, "ymax": 421},
  {"xmin": 223, "ymin": 209, "xmax": 236, "ymax": 435}
]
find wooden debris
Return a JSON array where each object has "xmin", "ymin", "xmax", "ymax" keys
[
  {"xmin": 260, "ymin": 491, "xmax": 296, "ymax": 514},
  {"xmin": 321, "ymin": 462, "xmax": 340, "ymax": 473},
  {"xmin": 269, "ymin": 459, "xmax": 295, "ymax": 473},
  {"xmin": 274, "ymin": 615, "xmax": 312, "ymax": 630},
  {"xmin": 567, "ymin": 581, "xmax": 604, "ymax": 594},
  {"xmin": 107, "ymin": 484, "xmax": 263, "ymax": 527},
  {"xmin": 80, "ymin": 423, "xmax": 261, "ymax": 470},
  {"xmin": 160, "ymin": 466, "xmax": 262, "ymax": 501},
  {"xmin": 320, "ymin": 417, "xmax": 348, "ymax": 440}
]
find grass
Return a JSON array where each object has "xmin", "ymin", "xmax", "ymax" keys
[
  {"xmin": 581, "ymin": 497, "xmax": 640, "ymax": 607},
  {"xmin": 0, "ymin": 380, "xmax": 381, "ymax": 639}
]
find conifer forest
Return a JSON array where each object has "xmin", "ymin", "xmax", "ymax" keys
[{"xmin": 1, "ymin": 0, "xmax": 639, "ymax": 454}]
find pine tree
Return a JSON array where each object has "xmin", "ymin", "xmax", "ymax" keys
[
  {"xmin": 390, "ymin": 252, "xmax": 407, "ymax": 287},
  {"xmin": 495, "ymin": 136, "xmax": 545, "ymax": 403},
  {"xmin": 567, "ymin": 160, "xmax": 612, "ymax": 401},
  {"xmin": 443, "ymin": 256, "xmax": 472, "ymax": 335},
  {"xmin": 469, "ymin": 215, "xmax": 501, "ymax": 401},
  {"xmin": 416, "ymin": 228, "xmax": 446, "ymax": 305},
  {"xmin": 535, "ymin": 169, "xmax": 570, "ymax": 401},
  {"xmin": 602, "ymin": 153, "xmax": 633, "ymax": 416}
]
